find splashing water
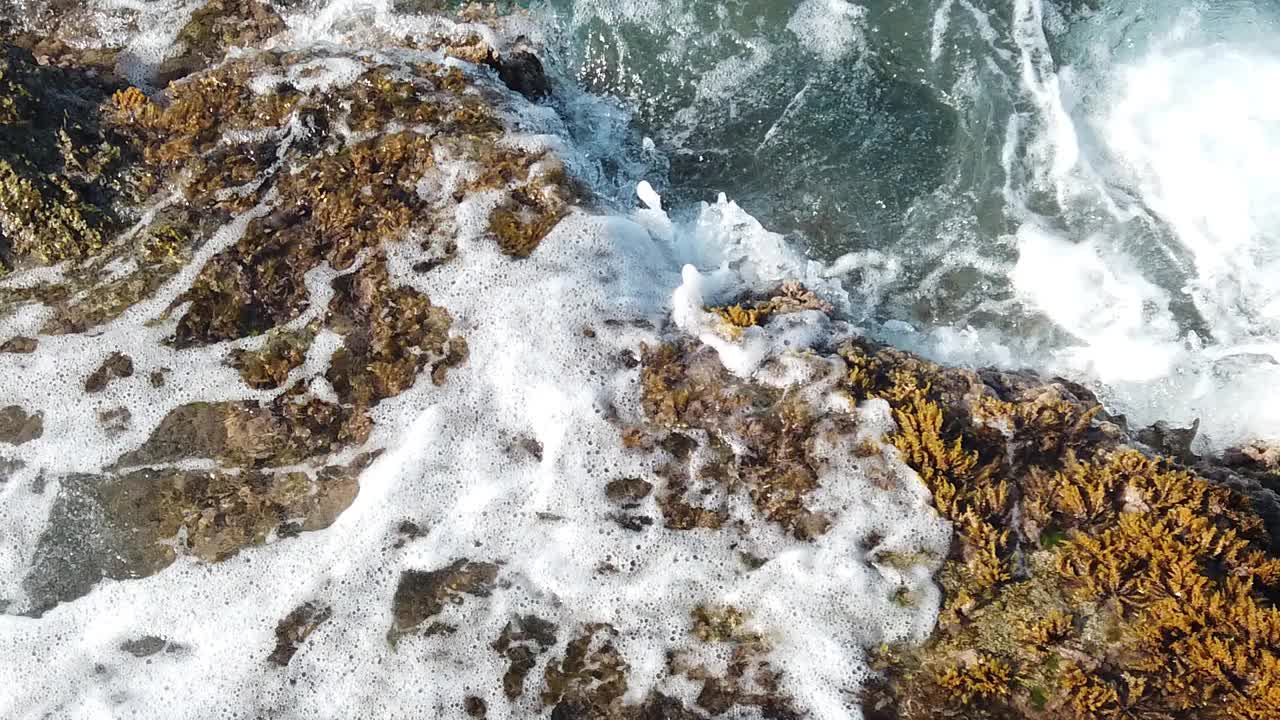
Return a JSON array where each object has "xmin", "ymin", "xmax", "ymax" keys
[
  {"xmin": 529, "ymin": 0, "xmax": 1280, "ymax": 451},
  {"xmin": 2, "ymin": 0, "xmax": 1279, "ymax": 718}
]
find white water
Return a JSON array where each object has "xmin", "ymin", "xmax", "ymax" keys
[
  {"xmin": 521, "ymin": 0, "xmax": 1280, "ymax": 452},
  {"xmin": 1, "ymin": 6, "xmax": 948, "ymax": 718},
  {"xmin": 3, "ymin": 1, "xmax": 1280, "ymax": 717},
  {"xmin": 995, "ymin": 1, "xmax": 1280, "ymax": 450}
]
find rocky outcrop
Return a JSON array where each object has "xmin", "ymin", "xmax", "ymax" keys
[
  {"xmin": 3, "ymin": 15, "xmax": 573, "ymax": 614},
  {"xmin": 1, "ymin": 3, "xmax": 1278, "ymax": 719}
]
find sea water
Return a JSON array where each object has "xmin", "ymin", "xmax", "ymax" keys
[{"xmin": 2, "ymin": 1, "xmax": 1278, "ymax": 718}]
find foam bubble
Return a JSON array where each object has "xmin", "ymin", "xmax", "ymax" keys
[{"xmin": 787, "ymin": 0, "xmax": 867, "ymax": 63}]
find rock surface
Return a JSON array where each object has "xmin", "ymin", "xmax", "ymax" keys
[{"xmin": 1, "ymin": 3, "xmax": 1278, "ymax": 720}]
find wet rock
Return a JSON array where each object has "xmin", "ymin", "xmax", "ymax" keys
[
  {"xmin": 1136, "ymin": 419, "xmax": 1201, "ymax": 465},
  {"xmin": 118, "ymin": 635, "xmax": 187, "ymax": 657},
  {"xmin": 611, "ymin": 514, "xmax": 653, "ymax": 532},
  {"xmin": 508, "ymin": 436, "xmax": 543, "ymax": 462},
  {"xmin": 0, "ymin": 404, "xmax": 42, "ymax": 444},
  {"xmin": 391, "ymin": 520, "xmax": 429, "ymax": 549},
  {"xmin": 389, "ymin": 559, "xmax": 500, "ymax": 641},
  {"xmin": 640, "ymin": 341, "xmax": 834, "ymax": 538},
  {"xmin": 0, "ymin": 44, "xmax": 129, "ymax": 274},
  {"xmin": 268, "ymin": 602, "xmax": 333, "ymax": 666},
  {"xmin": 0, "ymin": 455, "xmax": 23, "ymax": 483},
  {"xmin": 84, "ymin": 351, "xmax": 133, "ymax": 392},
  {"xmin": 542, "ymin": 624, "xmax": 629, "ymax": 716},
  {"xmin": 324, "ymin": 259, "xmax": 462, "ymax": 406},
  {"xmin": 485, "ymin": 43, "xmax": 552, "ymax": 101},
  {"xmin": 113, "ymin": 395, "xmax": 368, "ymax": 470},
  {"xmin": 0, "ymin": 335, "xmax": 36, "ymax": 352},
  {"xmin": 492, "ymin": 614, "xmax": 557, "ymax": 699},
  {"xmin": 1221, "ymin": 440, "xmax": 1280, "ymax": 474},
  {"xmin": 228, "ymin": 324, "xmax": 316, "ymax": 390},
  {"xmin": 155, "ymin": 0, "xmax": 284, "ymax": 86},
  {"xmin": 604, "ymin": 477, "xmax": 652, "ymax": 506},
  {"xmin": 826, "ymin": 333, "xmax": 1280, "ymax": 720},
  {"xmin": 463, "ymin": 695, "xmax": 488, "ymax": 718},
  {"xmin": 97, "ymin": 406, "xmax": 130, "ymax": 435},
  {"xmin": 22, "ymin": 456, "xmax": 368, "ymax": 614}
]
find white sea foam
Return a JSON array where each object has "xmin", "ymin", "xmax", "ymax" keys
[
  {"xmin": 892, "ymin": 0, "xmax": 1280, "ymax": 452},
  {"xmin": 1, "ymin": 183, "xmax": 950, "ymax": 718},
  {"xmin": 787, "ymin": 0, "xmax": 867, "ymax": 63},
  {"xmin": 6, "ymin": 1, "xmax": 1280, "ymax": 717},
  {"xmin": 0, "ymin": 25, "xmax": 949, "ymax": 715}
]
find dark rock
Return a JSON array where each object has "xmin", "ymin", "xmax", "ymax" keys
[
  {"xmin": 84, "ymin": 351, "xmax": 133, "ymax": 393},
  {"xmin": 0, "ymin": 335, "xmax": 36, "ymax": 352},
  {"xmin": 155, "ymin": 0, "xmax": 285, "ymax": 86},
  {"xmin": 492, "ymin": 614, "xmax": 557, "ymax": 699},
  {"xmin": 117, "ymin": 632, "xmax": 179, "ymax": 655},
  {"xmin": 22, "ymin": 458, "xmax": 366, "ymax": 615},
  {"xmin": 0, "ymin": 455, "xmax": 23, "ymax": 483},
  {"xmin": 612, "ymin": 514, "xmax": 653, "ymax": 532},
  {"xmin": 0, "ymin": 405, "xmax": 42, "ymax": 445},
  {"xmin": 97, "ymin": 406, "xmax": 131, "ymax": 435},
  {"xmin": 268, "ymin": 601, "xmax": 333, "ymax": 666},
  {"xmin": 463, "ymin": 695, "xmax": 488, "ymax": 718},
  {"xmin": 604, "ymin": 477, "xmax": 652, "ymax": 506},
  {"xmin": 389, "ymin": 559, "xmax": 499, "ymax": 640},
  {"xmin": 1136, "ymin": 419, "xmax": 1201, "ymax": 465},
  {"xmin": 485, "ymin": 44, "xmax": 552, "ymax": 101}
]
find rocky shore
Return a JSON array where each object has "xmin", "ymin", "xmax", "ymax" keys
[{"xmin": 1, "ymin": 3, "xmax": 1277, "ymax": 719}]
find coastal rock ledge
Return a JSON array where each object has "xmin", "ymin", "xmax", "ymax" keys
[{"xmin": 1, "ymin": 3, "xmax": 1278, "ymax": 720}]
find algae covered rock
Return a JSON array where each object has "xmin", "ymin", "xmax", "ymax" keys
[
  {"xmin": 1, "ymin": 4, "xmax": 1278, "ymax": 720},
  {"xmin": 23, "ymin": 455, "xmax": 371, "ymax": 614},
  {"xmin": 0, "ymin": 403, "xmax": 42, "ymax": 444},
  {"xmin": 822, "ymin": 337, "xmax": 1280, "ymax": 719},
  {"xmin": 0, "ymin": 44, "xmax": 129, "ymax": 272},
  {"xmin": 389, "ymin": 559, "xmax": 500, "ymax": 640},
  {"xmin": 628, "ymin": 290, "xmax": 1280, "ymax": 720},
  {"xmin": 7, "ymin": 35, "xmax": 577, "ymax": 617}
]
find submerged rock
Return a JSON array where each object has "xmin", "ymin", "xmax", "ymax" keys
[
  {"xmin": 23, "ymin": 455, "xmax": 370, "ymax": 614},
  {"xmin": 268, "ymin": 601, "xmax": 334, "ymax": 666},
  {"xmin": 83, "ymin": 351, "xmax": 133, "ymax": 393},
  {"xmin": 389, "ymin": 559, "xmax": 500, "ymax": 641},
  {"xmin": 0, "ymin": 404, "xmax": 42, "ymax": 444}
]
